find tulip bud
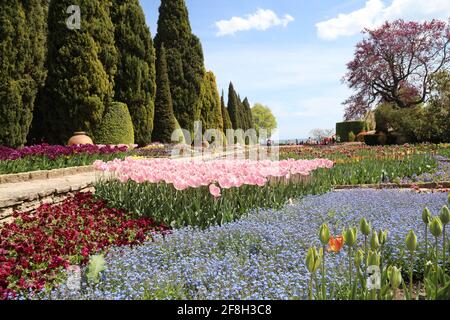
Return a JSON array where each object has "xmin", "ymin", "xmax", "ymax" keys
[
  {"xmin": 319, "ymin": 224, "xmax": 331, "ymax": 246},
  {"xmin": 360, "ymin": 218, "xmax": 371, "ymax": 236},
  {"xmin": 440, "ymin": 206, "xmax": 450, "ymax": 225},
  {"xmin": 354, "ymin": 249, "xmax": 364, "ymax": 267},
  {"xmin": 387, "ymin": 266, "xmax": 402, "ymax": 290},
  {"xmin": 306, "ymin": 247, "xmax": 322, "ymax": 273},
  {"xmin": 422, "ymin": 208, "xmax": 432, "ymax": 225},
  {"xmin": 430, "ymin": 217, "xmax": 443, "ymax": 238},
  {"xmin": 370, "ymin": 232, "xmax": 380, "ymax": 251},
  {"xmin": 405, "ymin": 230, "xmax": 417, "ymax": 252},
  {"xmin": 343, "ymin": 227, "xmax": 358, "ymax": 247},
  {"xmin": 367, "ymin": 250, "xmax": 380, "ymax": 267},
  {"xmin": 378, "ymin": 230, "xmax": 388, "ymax": 246}
]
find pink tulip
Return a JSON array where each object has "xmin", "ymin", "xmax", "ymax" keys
[
  {"xmin": 94, "ymin": 157, "xmax": 334, "ymax": 197},
  {"xmin": 209, "ymin": 184, "xmax": 222, "ymax": 198}
]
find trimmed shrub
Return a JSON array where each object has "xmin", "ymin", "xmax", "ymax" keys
[
  {"xmin": 336, "ymin": 121, "xmax": 367, "ymax": 142},
  {"xmin": 364, "ymin": 134, "xmax": 380, "ymax": 146},
  {"xmin": 364, "ymin": 133, "xmax": 387, "ymax": 146},
  {"xmin": 348, "ymin": 131, "xmax": 356, "ymax": 142},
  {"xmin": 95, "ymin": 102, "xmax": 134, "ymax": 145}
]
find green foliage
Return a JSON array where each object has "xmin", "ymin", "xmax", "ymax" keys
[
  {"xmin": 242, "ymin": 97, "xmax": 254, "ymax": 130},
  {"xmin": 251, "ymin": 103, "xmax": 277, "ymax": 138},
  {"xmin": 227, "ymin": 83, "xmax": 242, "ymax": 130},
  {"xmin": 313, "ymin": 155, "xmax": 437, "ymax": 185},
  {"xmin": 376, "ymin": 103, "xmax": 421, "ymax": 143},
  {"xmin": 364, "ymin": 134, "xmax": 382, "ymax": 146},
  {"xmin": 374, "ymin": 75, "xmax": 450, "ymax": 144},
  {"xmin": 0, "ymin": 0, "xmax": 47, "ymax": 147},
  {"xmin": 86, "ymin": 255, "xmax": 106, "ymax": 285},
  {"xmin": 348, "ymin": 131, "xmax": 356, "ymax": 142},
  {"xmin": 154, "ymin": 0, "xmax": 205, "ymax": 134},
  {"xmin": 153, "ymin": 45, "xmax": 176, "ymax": 144},
  {"xmin": 308, "ymin": 204, "xmax": 450, "ymax": 300},
  {"xmin": 417, "ymin": 71, "xmax": 450, "ymax": 143},
  {"xmin": 95, "ymin": 102, "xmax": 134, "ymax": 145},
  {"xmin": 198, "ymin": 71, "xmax": 223, "ymax": 131},
  {"xmin": 95, "ymin": 177, "xmax": 329, "ymax": 229},
  {"xmin": 111, "ymin": 0, "xmax": 156, "ymax": 146},
  {"xmin": 36, "ymin": 0, "xmax": 118, "ymax": 144},
  {"xmin": 221, "ymin": 92, "xmax": 232, "ymax": 131},
  {"xmin": 336, "ymin": 121, "xmax": 367, "ymax": 142},
  {"xmin": 0, "ymin": 152, "xmax": 127, "ymax": 175}
]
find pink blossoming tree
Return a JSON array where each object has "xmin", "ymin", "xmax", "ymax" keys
[{"xmin": 343, "ymin": 19, "xmax": 450, "ymax": 120}]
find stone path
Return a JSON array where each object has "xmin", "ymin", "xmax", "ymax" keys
[{"xmin": 0, "ymin": 171, "xmax": 100, "ymax": 220}]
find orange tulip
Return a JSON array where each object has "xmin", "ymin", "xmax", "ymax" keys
[{"xmin": 328, "ymin": 236, "xmax": 345, "ymax": 253}]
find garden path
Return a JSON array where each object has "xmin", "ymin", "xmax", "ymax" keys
[{"xmin": 0, "ymin": 171, "xmax": 99, "ymax": 220}]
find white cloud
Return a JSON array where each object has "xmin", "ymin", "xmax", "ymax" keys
[
  {"xmin": 316, "ymin": 0, "xmax": 450, "ymax": 40},
  {"xmin": 215, "ymin": 9, "xmax": 294, "ymax": 36},
  {"xmin": 204, "ymin": 45, "xmax": 353, "ymax": 138}
]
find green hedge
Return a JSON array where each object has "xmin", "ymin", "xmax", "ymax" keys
[
  {"xmin": 95, "ymin": 102, "xmax": 134, "ymax": 145},
  {"xmin": 336, "ymin": 121, "xmax": 367, "ymax": 142}
]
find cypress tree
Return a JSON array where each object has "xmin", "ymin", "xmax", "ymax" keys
[
  {"xmin": 243, "ymin": 97, "xmax": 254, "ymax": 129},
  {"xmin": 227, "ymin": 83, "xmax": 242, "ymax": 130},
  {"xmin": 111, "ymin": 0, "xmax": 156, "ymax": 146},
  {"xmin": 153, "ymin": 45, "xmax": 176, "ymax": 144},
  {"xmin": 198, "ymin": 71, "xmax": 223, "ymax": 131},
  {"xmin": 36, "ymin": 0, "xmax": 118, "ymax": 144},
  {"xmin": 237, "ymin": 94, "xmax": 247, "ymax": 130},
  {"xmin": 154, "ymin": 0, "xmax": 205, "ymax": 134},
  {"xmin": 221, "ymin": 91, "xmax": 232, "ymax": 131},
  {"xmin": 0, "ymin": 0, "xmax": 47, "ymax": 147}
]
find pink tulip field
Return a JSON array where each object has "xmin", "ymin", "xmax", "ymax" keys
[{"xmin": 93, "ymin": 157, "xmax": 335, "ymax": 228}]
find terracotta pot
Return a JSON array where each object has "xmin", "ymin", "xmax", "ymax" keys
[{"xmin": 68, "ymin": 132, "xmax": 94, "ymax": 146}]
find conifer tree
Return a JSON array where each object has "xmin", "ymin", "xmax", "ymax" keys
[
  {"xmin": 36, "ymin": 0, "xmax": 118, "ymax": 144},
  {"xmin": 243, "ymin": 97, "xmax": 254, "ymax": 129},
  {"xmin": 154, "ymin": 0, "xmax": 205, "ymax": 134},
  {"xmin": 227, "ymin": 83, "xmax": 242, "ymax": 130},
  {"xmin": 221, "ymin": 91, "xmax": 232, "ymax": 131},
  {"xmin": 0, "ymin": 0, "xmax": 47, "ymax": 147},
  {"xmin": 198, "ymin": 71, "xmax": 223, "ymax": 131},
  {"xmin": 153, "ymin": 45, "xmax": 176, "ymax": 144},
  {"xmin": 237, "ymin": 94, "xmax": 247, "ymax": 130},
  {"xmin": 111, "ymin": 0, "xmax": 156, "ymax": 146}
]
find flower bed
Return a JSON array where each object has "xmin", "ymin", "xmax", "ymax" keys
[
  {"xmin": 280, "ymin": 143, "xmax": 449, "ymax": 162},
  {"xmin": 0, "ymin": 144, "xmax": 129, "ymax": 175},
  {"xmin": 93, "ymin": 158, "xmax": 334, "ymax": 228},
  {"xmin": 0, "ymin": 193, "xmax": 169, "ymax": 300},
  {"xmin": 41, "ymin": 189, "xmax": 448, "ymax": 300}
]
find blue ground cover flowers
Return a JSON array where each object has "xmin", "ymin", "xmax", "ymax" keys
[{"xmin": 44, "ymin": 189, "xmax": 448, "ymax": 300}]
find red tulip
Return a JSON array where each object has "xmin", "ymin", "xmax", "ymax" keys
[{"xmin": 328, "ymin": 236, "xmax": 345, "ymax": 253}]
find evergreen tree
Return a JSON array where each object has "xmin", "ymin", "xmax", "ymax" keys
[
  {"xmin": 111, "ymin": 0, "xmax": 156, "ymax": 146},
  {"xmin": 221, "ymin": 91, "xmax": 232, "ymax": 131},
  {"xmin": 227, "ymin": 83, "xmax": 242, "ymax": 130},
  {"xmin": 237, "ymin": 94, "xmax": 247, "ymax": 130},
  {"xmin": 154, "ymin": 0, "xmax": 205, "ymax": 134},
  {"xmin": 36, "ymin": 0, "xmax": 118, "ymax": 144},
  {"xmin": 243, "ymin": 97, "xmax": 254, "ymax": 129},
  {"xmin": 0, "ymin": 0, "xmax": 47, "ymax": 147},
  {"xmin": 153, "ymin": 45, "xmax": 176, "ymax": 144},
  {"xmin": 198, "ymin": 71, "xmax": 223, "ymax": 131}
]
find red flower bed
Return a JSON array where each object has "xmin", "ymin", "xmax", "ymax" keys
[{"xmin": 0, "ymin": 193, "xmax": 170, "ymax": 300}]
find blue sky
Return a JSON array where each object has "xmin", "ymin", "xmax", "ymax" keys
[{"xmin": 139, "ymin": 0, "xmax": 450, "ymax": 139}]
